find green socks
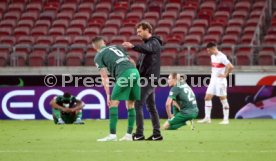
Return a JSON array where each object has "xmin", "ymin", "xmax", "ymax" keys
[
  {"xmin": 52, "ymin": 108, "xmax": 61, "ymax": 119},
  {"xmin": 127, "ymin": 108, "xmax": 136, "ymax": 134},
  {"xmin": 76, "ymin": 111, "xmax": 82, "ymax": 120},
  {"xmin": 109, "ymin": 107, "xmax": 118, "ymax": 134}
]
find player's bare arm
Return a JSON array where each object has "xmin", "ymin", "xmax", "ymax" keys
[
  {"xmin": 165, "ymin": 97, "xmax": 174, "ymax": 119},
  {"xmin": 71, "ymin": 100, "xmax": 85, "ymax": 112},
  {"xmin": 218, "ymin": 63, "xmax": 234, "ymax": 78},
  {"xmin": 50, "ymin": 99, "xmax": 70, "ymax": 113},
  {"xmin": 100, "ymin": 68, "xmax": 111, "ymax": 106}
]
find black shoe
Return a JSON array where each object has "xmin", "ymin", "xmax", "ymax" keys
[
  {"xmin": 146, "ymin": 134, "xmax": 163, "ymax": 141},
  {"xmin": 132, "ymin": 133, "xmax": 145, "ymax": 141}
]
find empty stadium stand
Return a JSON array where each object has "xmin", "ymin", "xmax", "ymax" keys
[{"xmin": 0, "ymin": 0, "xmax": 275, "ymax": 66}]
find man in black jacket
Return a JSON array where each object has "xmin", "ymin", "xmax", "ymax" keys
[{"xmin": 122, "ymin": 21, "xmax": 163, "ymax": 141}]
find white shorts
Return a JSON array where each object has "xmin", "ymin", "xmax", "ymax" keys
[{"xmin": 206, "ymin": 80, "xmax": 227, "ymax": 96}]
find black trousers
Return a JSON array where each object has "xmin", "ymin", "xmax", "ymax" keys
[{"xmin": 135, "ymin": 82, "xmax": 161, "ymax": 136}]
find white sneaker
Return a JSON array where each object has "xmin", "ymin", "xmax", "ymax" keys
[
  {"xmin": 57, "ymin": 118, "xmax": 65, "ymax": 125},
  {"xmin": 219, "ymin": 120, "xmax": 229, "ymax": 125},
  {"xmin": 197, "ymin": 118, "xmax": 211, "ymax": 124},
  {"xmin": 119, "ymin": 133, "xmax": 133, "ymax": 141},
  {"xmin": 186, "ymin": 120, "xmax": 195, "ymax": 130},
  {"xmin": 97, "ymin": 134, "xmax": 117, "ymax": 142}
]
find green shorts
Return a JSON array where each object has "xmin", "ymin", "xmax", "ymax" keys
[
  {"xmin": 111, "ymin": 68, "xmax": 141, "ymax": 101},
  {"xmin": 53, "ymin": 114, "xmax": 76, "ymax": 124},
  {"xmin": 168, "ymin": 112, "xmax": 198, "ymax": 129}
]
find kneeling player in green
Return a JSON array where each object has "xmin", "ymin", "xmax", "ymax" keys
[
  {"xmin": 50, "ymin": 92, "xmax": 85, "ymax": 125},
  {"xmin": 163, "ymin": 73, "xmax": 198, "ymax": 130},
  {"xmin": 93, "ymin": 37, "xmax": 140, "ymax": 141}
]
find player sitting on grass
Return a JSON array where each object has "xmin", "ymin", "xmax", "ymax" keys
[
  {"xmin": 163, "ymin": 73, "xmax": 198, "ymax": 130},
  {"xmin": 93, "ymin": 37, "xmax": 141, "ymax": 142},
  {"xmin": 50, "ymin": 92, "xmax": 85, "ymax": 125}
]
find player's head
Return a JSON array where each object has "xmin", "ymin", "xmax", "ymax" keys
[
  {"xmin": 206, "ymin": 42, "xmax": 218, "ymax": 55},
  {"xmin": 168, "ymin": 72, "xmax": 181, "ymax": 87},
  {"xmin": 62, "ymin": 92, "xmax": 71, "ymax": 104},
  {"xmin": 136, "ymin": 21, "xmax": 152, "ymax": 40},
  {"xmin": 92, "ymin": 37, "xmax": 106, "ymax": 51}
]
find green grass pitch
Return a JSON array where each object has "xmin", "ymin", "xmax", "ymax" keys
[{"xmin": 0, "ymin": 119, "xmax": 275, "ymax": 161}]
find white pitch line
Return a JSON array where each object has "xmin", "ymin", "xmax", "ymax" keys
[{"xmin": 0, "ymin": 150, "xmax": 276, "ymax": 153}]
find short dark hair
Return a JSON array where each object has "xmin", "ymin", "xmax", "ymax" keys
[
  {"xmin": 206, "ymin": 42, "xmax": 217, "ymax": 48},
  {"xmin": 62, "ymin": 92, "xmax": 71, "ymax": 103},
  {"xmin": 92, "ymin": 37, "xmax": 104, "ymax": 43},
  {"xmin": 136, "ymin": 21, "xmax": 153, "ymax": 33}
]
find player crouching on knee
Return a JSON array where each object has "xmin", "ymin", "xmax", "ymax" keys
[
  {"xmin": 163, "ymin": 73, "xmax": 198, "ymax": 130},
  {"xmin": 50, "ymin": 92, "xmax": 85, "ymax": 125}
]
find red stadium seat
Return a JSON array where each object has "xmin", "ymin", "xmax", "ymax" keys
[
  {"xmin": 0, "ymin": 51, "xmax": 9, "ymax": 66},
  {"xmin": 232, "ymin": 10, "xmax": 248, "ymax": 19},
  {"xmin": 161, "ymin": 11, "xmax": 178, "ymax": 20},
  {"xmin": 52, "ymin": 19, "xmax": 70, "ymax": 29},
  {"xmin": 178, "ymin": 50, "xmax": 195, "ymax": 66},
  {"xmin": 0, "ymin": 36, "xmax": 16, "ymax": 46},
  {"xmin": 110, "ymin": 36, "xmax": 127, "ymax": 45},
  {"xmin": 21, "ymin": 11, "xmax": 39, "ymax": 21},
  {"xmin": 253, "ymin": 1, "xmax": 266, "ymax": 10},
  {"xmin": 207, "ymin": 26, "xmax": 224, "ymax": 35},
  {"xmin": 243, "ymin": 26, "xmax": 256, "ymax": 35},
  {"xmin": 101, "ymin": 27, "xmax": 118, "ymax": 38},
  {"xmin": 258, "ymin": 51, "xmax": 275, "ymax": 65},
  {"xmin": 126, "ymin": 12, "xmax": 143, "ymax": 22},
  {"xmin": 114, "ymin": 2, "xmax": 129, "ymax": 12},
  {"xmin": 79, "ymin": 2, "xmax": 94, "ymax": 13},
  {"xmin": 119, "ymin": 27, "xmax": 135, "ymax": 37},
  {"xmin": 193, "ymin": 19, "xmax": 209, "ymax": 28},
  {"xmin": 70, "ymin": 19, "xmax": 87, "ymax": 30},
  {"xmin": 235, "ymin": 1, "xmax": 251, "ymax": 11},
  {"xmin": 17, "ymin": 36, "xmax": 35, "ymax": 45},
  {"xmin": 31, "ymin": 26, "xmax": 48, "ymax": 37},
  {"xmin": 165, "ymin": 3, "xmax": 181, "ymax": 12},
  {"xmin": 66, "ymin": 51, "xmax": 84, "ymax": 66},
  {"xmin": 0, "ymin": 2, "xmax": 7, "ymax": 13},
  {"xmin": 143, "ymin": 18, "xmax": 157, "ymax": 28},
  {"xmin": 214, "ymin": 11, "xmax": 230, "ymax": 22},
  {"xmin": 236, "ymin": 48, "xmax": 253, "ymax": 65},
  {"xmin": 200, "ymin": 1, "xmax": 216, "ymax": 11},
  {"xmin": 196, "ymin": 50, "xmax": 210, "ymax": 66},
  {"xmin": 148, "ymin": 2, "xmax": 162, "ymax": 13},
  {"xmin": 109, "ymin": 12, "xmax": 126, "ymax": 21},
  {"xmin": 91, "ymin": 12, "xmax": 108, "ymax": 21},
  {"xmin": 175, "ymin": 19, "xmax": 192, "ymax": 28},
  {"xmin": 240, "ymin": 34, "xmax": 254, "ymax": 44},
  {"xmin": 28, "ymin": 50, "xmax": 47, "ymax": 66},
  {"xmin": 184, "ymin": 35, "xmax": 202, "ymax": 46},
  {"xmin": 49, "ymin": 27, "xmax": 65, "ymax": 37},
  {"xmin": 84, "ymin": 52, "xmax": 96, "ymax": 66},
  {"xmin": 14, "ymin": 51, "xmax": 28, "ymax": 66},
  {"xmin": 203, "ymin": 34, "xmax": 221, "ymax": 44},
  {"xmin": 0, "ymin": 27, "xmax": 12, "ymax": 36},
  {"xmin": 222, "ymin": 35, "xmax": 239, "ymax": 45},
  {"xmin": 39, "ymin": 10, "xmax": 57, "ymax": 21},
  {"xmin": 129, "ymin": 35, "xmax": 143, "ymax": 44},
  {"xmin": 154, "ymin": 27, "xmax": 170, "ymax": 41},
  {"xmin": 8, "ymin": 3, "xmax": 25, "ymax": 12},
  {"xmin": 228, "ymin": 18, "xmax": 245, "ymax": 27},
  {"xmin": 144, "ymin": 12, "xmax": 160, "ymax": 20},
  {"xmin": 130, "ymin": 3, "xmax": 146, "ymax": 13},
  {"xmin": 225, "ymin": 26, "xmax": 242, "ymax": 36},
  {"xmin": 245, "ymin": 18, "xmax": 259, "ymax": 27},
  {"xmin": 171, "ymin": 27, "xmax": 188, "ymax": 40},
  {"xmin": 84, "ymin": 27, "xmax": 101, "ymax": 37},
  {"xmin": 35, "ymin": 20, "xmax": 51, "ymax": 28},
  {"xmin": 0, "ymin": 19, "xmax": 17, "ymax": 28},
  {"xmin": 66, "ymin": 27, "xmax": 83, "ymax": 37},
  {"xmin": 250, "ymin": 10, "xmax": 262, "ymax": 19},
  {"xmin": 179, "ymin": 10, "xmax": 196, "ymax": 20},
  {"xmin": 26, "ymin": 2, "xmax": 43, "ymax": 12},
  {"xmin": 17, "ymin": 19, "xmax": 34, "ymax": 28},
  {"xmin": 123, "ymin": 19, "xmax": 139, "ymax": 27},
  {"xmin": 95, "ymin": 2, "xmax": 112, "ymax": 13},
  {"xmin": 36, "ymin": 36, "xmax": 54, "ymax": 45},
  {"xmin": 14, "ymin": 27, "xmax": 30, "ymax": 37},
  {"xmin": 56, "ymin": 11, "xmax": 74, "ymax": 21},
  {"xmin": 60, "ymin": 3, "xmax": 77, "ymax": 13},
  {"xmin": 48, "ymin": 51, "xmax": 65, "ymax": 66},
  {"xmin": 73, "ymin": 36, "xmax": 91, "ymax": 45},
  {"xmin": 74, "ymin": 12, "xmax": 91, "ymax": 21},
  {"xmin": 189, "ymin": 26, "xmax": 205, "ymax": 36},
  {"xmin": 4, "ymin": 11, "xmax": 21, "ymax": 20}
]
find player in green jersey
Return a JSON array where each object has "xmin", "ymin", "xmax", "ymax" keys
[
  {"xmin": 50, "ymin": 92, "xmax": 85, "ymax": 125},
  {"xmin": 93, "ymin": 37, "xmax": 141, "ymax": 142},
  {"xmin": 163, "ymin": 73, "xmax": 199, "ymax": 130}
]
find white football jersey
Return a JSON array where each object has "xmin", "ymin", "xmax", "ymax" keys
[{"xmin": 210, "ymin": 51, "xmax": 230, "ymax": 82}]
